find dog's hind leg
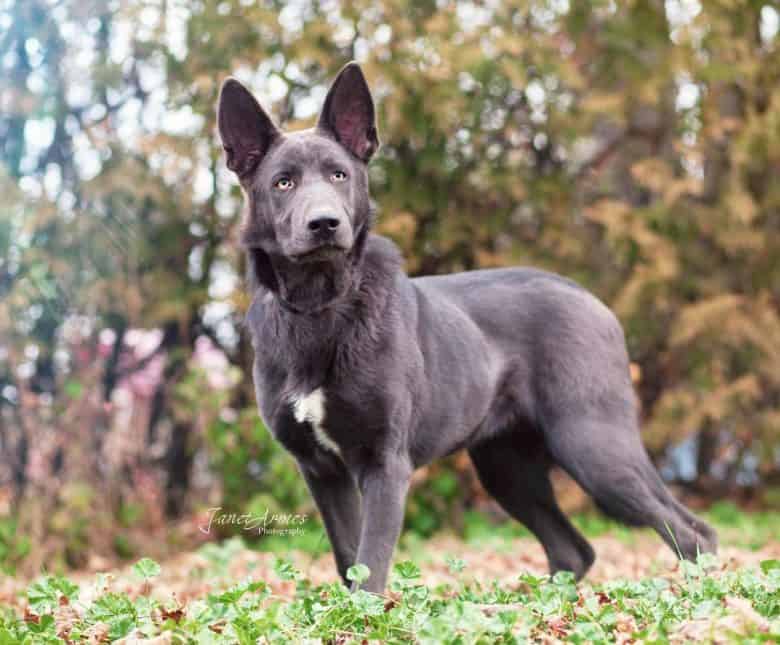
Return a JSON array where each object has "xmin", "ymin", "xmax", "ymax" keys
[
  {"xmin": 468, "ymin": 431, "xmax": 596, "ymax": 579},
  {"xmin": 542, "ymin": 415, "xmax": 717, "ymax": 561}
]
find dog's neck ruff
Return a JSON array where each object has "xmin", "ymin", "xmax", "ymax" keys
[
  {"xmin": 263, "ymin": 223, "xmax": 368, "ymax": 316},
  {"xmin": 273, "ymin": 276, "xmax": 355, "ymax": 315},
  {"xmin": 247, "ymin": 234, "xmax": 403, "ymax": 390}
]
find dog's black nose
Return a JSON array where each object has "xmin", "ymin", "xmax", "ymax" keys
[{"xmin": 307, "ymin": 216, "xmax": 341, "ymax": 236}]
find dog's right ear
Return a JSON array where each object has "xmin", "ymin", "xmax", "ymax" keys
[{"xmin": 218, "ymin": 78, "xmax": 279, "ymax": 180}]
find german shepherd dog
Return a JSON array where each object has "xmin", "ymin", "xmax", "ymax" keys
[{"xmin": 217, "ymin": 63, "xmax": 717, "ymax": 592}]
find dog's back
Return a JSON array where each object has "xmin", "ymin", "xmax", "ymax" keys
[{"xmin": 406, "ymin": 266, "xmax": 633, "ymax": 453}]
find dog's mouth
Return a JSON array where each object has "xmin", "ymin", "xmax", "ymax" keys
[{"xmin": 290, "ymin": 244, "xmax": 349, "ymax": 263}]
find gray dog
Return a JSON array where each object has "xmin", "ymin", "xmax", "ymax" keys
[{"xmin": 217, "ymin": 62, "xmax": 716, "ymax": 592}]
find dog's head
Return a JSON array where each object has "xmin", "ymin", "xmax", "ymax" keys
[{"xmin": 218, "ymin": 63, "xmax": 379, "ymax": 303}]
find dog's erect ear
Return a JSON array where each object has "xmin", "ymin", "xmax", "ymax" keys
[
  {"xmin": 218, "ymin": 78, "xmax": 279, "ymax": 179},
  {"xmin": 317, "ymin": 62, "xmax": 379, "ymax": 162}
]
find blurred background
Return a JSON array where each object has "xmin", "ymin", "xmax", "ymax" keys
[{"xmin": 0, "ymin": 0, "xmax": 778, "ymax": 575}]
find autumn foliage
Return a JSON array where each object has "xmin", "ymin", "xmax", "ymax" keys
[{"xmin": 0, "ymin": 1, "xmax": 778, "ymax": 570}]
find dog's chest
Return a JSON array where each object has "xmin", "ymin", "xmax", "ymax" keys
[{"xmin": 289, "ymin": 388, "xmax": 341, "ymax": 456}]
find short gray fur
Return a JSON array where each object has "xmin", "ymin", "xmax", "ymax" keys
[{"xmin": 217, "ymin": 62, "xmax": 717, "ymax": 593}]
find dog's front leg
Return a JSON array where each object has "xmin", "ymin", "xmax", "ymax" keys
[
  {"xmin": 353, "ymin": 455, "xmax": 412, "ymax": 593},
  {"xmin": 299, "ymin": 459, "xmax": 362, "ymax": 585}
]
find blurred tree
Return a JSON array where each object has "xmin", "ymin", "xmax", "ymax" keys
[{"xmin": 0, "ymin": 0, "xmax": 778, "ymax": 569}]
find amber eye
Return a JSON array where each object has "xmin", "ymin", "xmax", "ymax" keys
[
  {"xmin": 331, "ymin": 170, "xmax": 347, "ymax": 182},
  {"xmin": 274, "ymin": 177, "xmax": 294, "ymax": 191}
]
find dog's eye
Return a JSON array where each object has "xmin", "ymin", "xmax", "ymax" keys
[
  {"xmin": 274, "ymin": 177, "xmax": 294, "ymax": 191},
  {"xmin": 330, "ymin": 170, "xmax": 347, "ymax": 182}
]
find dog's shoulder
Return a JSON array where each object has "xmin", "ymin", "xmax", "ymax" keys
[
  {"xmin": 243, "ymin": 289, "xmax": 276, "ymax": 341},
  {"xmin": 361, "ymin": 233, "xmax": 404, "ymax": 275}
]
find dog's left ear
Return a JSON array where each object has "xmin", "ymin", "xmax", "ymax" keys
[{"xmin": 317, "ymin": 62, "xmax": 379, "ymax": 162}]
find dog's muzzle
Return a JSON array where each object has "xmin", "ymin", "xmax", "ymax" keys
[
  {"xmin": 307, "ymin": 214, "xmax": 342, "ymax": 241},
  {"xmin": 288, "ymin": 209, "xmax": 353, "ymax": 261}
]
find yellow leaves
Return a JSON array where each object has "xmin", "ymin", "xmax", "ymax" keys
[
  {"xmin": 585, "ymin": 198, "xmax": 632, "ymax": 227},
  {"xmin": 646, "ymin": 290, "xmax": 780, "ymax": 446},
  {"xmin": 670, "ymin": 294, "xmax": 744, "ymax": 347},
  {"xmin": 670, "ymin": 293, "xmax": 780, "ymax": 375},
  {"xmin": 757, "ymin": 409, "xmax": 780, "ymax": 443},
  {"xmin": 495, "ymin": 35, "xmax": 525, "ymax": 59},
  {"xmin": 664, "ymin": 176, "xmax": 701, "ymax": 205},
  {"xmin": 636, "ymin": 76, "xmax": 670, "ymax": 103},
  {"xmin": 700, "ymin": 375, "xmax": 762, "ymax": 422},
  {"xmin": 612, "ymin": 267, "xmax": 663, "ymax": 319},
  {"xmin": 713, "ymin": 230, "xmax": 766, "ymax": 255},
  {"xmin": 556, "ymin": 57, "xmax": 588, "ymax": 92},
  {"xmin": 508, "ymin": 179, "xmax": 527, "ymax": 202},
  {"xmin": 499, "ymin": 59, "xmax": 527, "ymax": 89},
  {"xmin": 377, "ymin": 211, "xmax": 419, "ymax": 271},
  {"xmin": 424, "ymin": 12, "xmax": 452, "ymax": 36},
  {"xmin": 630, "ymin": 158, "xmax": 700, "ymax": 204},
  {"xmin": 649, "ymin": 375, "xmax": 762, "ymax": 446},
  {"xmin": 580, "ymin": 92, "xmax": 627, "ymax": 118},
  {"xmin": 229, "ymin": 288, "xmax": 252, "ymax": 316},
  {"xmin": 192, "ymin": 74, "xmax": 217, "ymax": 96},
  {"xmin": 475, "ymin": 248, "xmax": 510, "ymax": 268},
  {"xmin": 585, "ymin": 199, "xmax": 679, "ymax": 316},
  {"xmin": 19, "ymin": 202, "xmax": 59, "ymax": 236},
  {"xmin": 292, "ymin": 23, "xmax": 338, "ymax": 69},
  {"xmin": 630, "ymin": 158, "xmax": 674, "ymax": 193},
  {"xmin": 2, "ymin": 0, "xmax": 778, "ymax": 499},
  {"xmin": 377, "ymin": 210, "xmax": 417, "ymax": 243},
  {"xmin": 726, "ymin": 189, "xmax": 759, "ymax": 224},
  {"xmin": 717, "ymin": 116, "xmax": 744, "ymax": 137},
  {"xmin": 630, "ymin": 362, "xmax": 642, "ymax": 385}
]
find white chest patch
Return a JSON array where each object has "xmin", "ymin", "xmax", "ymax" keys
[{"xmin": 291, "ymin": 388, "xmax": 341, "ymax": 456}]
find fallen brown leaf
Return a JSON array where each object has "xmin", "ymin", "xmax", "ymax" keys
[
  {"xmin": 85, "ymin": 621, "xmax": 110, "ymax": 644},
  {"xmin": 23, "ymin": 607, "xmax": 39, "ymax": 624},
  {"xmin": 159, "ymin": 604, "xmax": 185, "ymax": 623}
]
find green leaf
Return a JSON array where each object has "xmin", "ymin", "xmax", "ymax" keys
[
  {"xmin": 213, "ymin": 580, "xmax": 267, "ymax": 606},
  {"xmin": 760, "ymin": 559, "xmax": 780, "ymax": 574},
  {"xmin": 445, "ymin": 556, "xmax": 466, "ymax": 574},
  {"xmin": 346, "ymin": 563, "xmax": 371, "ymax": 585},
  {"xmin": 351, "ymin": 589, "xmax": 385, "ymax": 615},
  {"xmin": 680, "ymin": 559, "xmax": 704, "ymax": 579},
  {"xmin": 0, "ymin": 629, "xmax": 17, "ymax": 645},
  {"xmin": 133, "ymin": 557, "xmax": 161, "ymax": 580},
  {"xmin": 692, "ymin": 599, "xmax": 720, "ymax": 619},
  {"xmin": 552, "ymin": 570, "xmax": 577, "ymax": 585},
  {"xmin": 394, "ymin": 560, "xmax": 421, "ymax": 580},
  {"xmin": 273, "ymin": 558, "xmax": 298, "ymax": 581},
  {"xmin": 27, "ymin": 576, "xmax": 77, "ymax": 614},
  {"xmin": 26, "ymin": 614, "xmax": 55, "ymax": 634},
  {"xmin": 108, "ymin": 615, "xmax": 135, "ymax": 640},
  {"xmin": 214, "ymin": 588, "xmax": 243, "ymax": 604},
  {"xmin": 404, "ymin": 584, "xmax": 429, "ymax": 608},
  {"xmin": 86, "ymin": 592, "xmax": 136, "ymax": 623},
  {"xmin": 518, "ymin": 572, "xmax": 547, "ymax": 589}
]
